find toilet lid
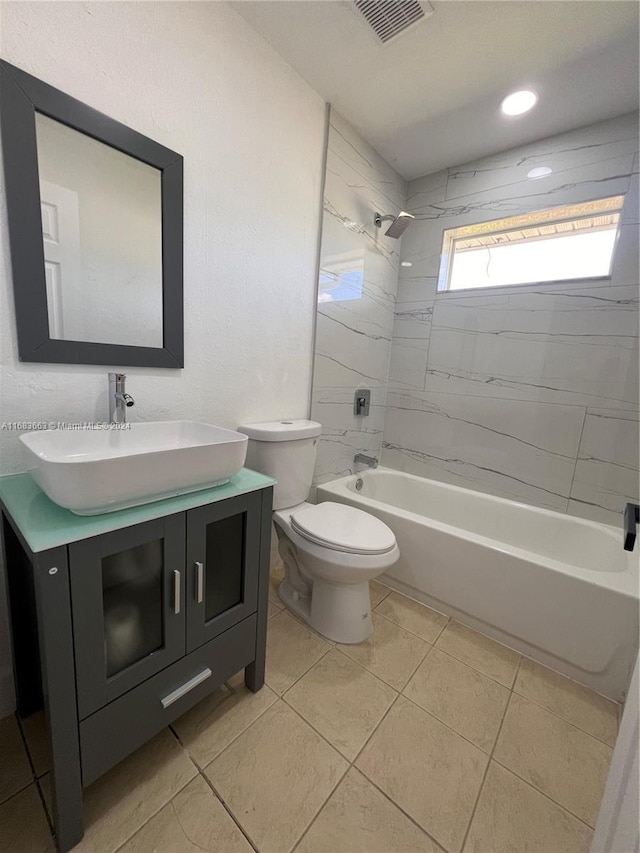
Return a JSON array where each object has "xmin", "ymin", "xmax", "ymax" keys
[{"xmin": 291, "ymin": 502, "xmax": 396, "ymax": 555}]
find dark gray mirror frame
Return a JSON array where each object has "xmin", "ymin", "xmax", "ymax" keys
[{"xmin": 0, "ymin": 60, "xmax": 184, "ymax": 367}]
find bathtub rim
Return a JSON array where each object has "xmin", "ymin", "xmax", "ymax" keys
[{"xmin": 317, "ymin": 467, "xmax": 639, "ymax": 600}]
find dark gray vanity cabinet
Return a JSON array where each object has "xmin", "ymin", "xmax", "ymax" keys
[
  {"xmin": 0, "ymin": 476, "xmax": 273, "ymax": 853},
  {"xmin": 69, "ymin": 493, "xmax": 262, "ymax": 721}
]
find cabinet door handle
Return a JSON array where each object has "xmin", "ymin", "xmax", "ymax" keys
[
  {"xmin": 160, "ymin": 668, "xmax": 212, "ymax": 709},
  {"xmin": 173, "ymin": 569, "xmax": 181, "ymax": 615},
  {"xmin": 195, "ymin": 561, "xmax": 204, "ymax": 604}
]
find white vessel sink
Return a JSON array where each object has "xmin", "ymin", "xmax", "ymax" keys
[{"xmin": 20, "ymin": 421, "xmax": 248, "ymax": 515}]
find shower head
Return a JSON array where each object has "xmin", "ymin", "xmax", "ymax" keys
[{"xmin": 374, "ymin": 210, "xmax": 415, "ymax": 239}]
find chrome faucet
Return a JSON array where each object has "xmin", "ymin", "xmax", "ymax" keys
[
  {"xmin": 108, "ymin": 373, "xmax": 135, "ymax": 424},
  {"xmin": 354, "ymin": 452, "xmax": 378, "ymax": 469}
]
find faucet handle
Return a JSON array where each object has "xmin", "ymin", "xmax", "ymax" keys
[{"xmin": 624, "ymin": 502, "xmax": 639, "ymax": 551}]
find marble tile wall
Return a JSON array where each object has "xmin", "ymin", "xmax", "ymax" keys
[
  {"xmin": 311, "ymin": 111, "xmax": 406, "ymax": 485},
  {"xmin": 382, "ymin": 113, "xmax": 639, "ymax": 523}
]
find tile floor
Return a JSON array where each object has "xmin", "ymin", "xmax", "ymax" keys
[{"xmin": 0, "ymin": 561, "xmax": 619, "ymax": 853}]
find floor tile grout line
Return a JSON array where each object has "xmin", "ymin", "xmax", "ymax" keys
[
  {"xmin": 213, "ymin": 693, "xmax": 353, "ymax": 853},
  {"xmin": 0, "ymin": 777, "xmax": 35, "ymax": 809},
  {"xmin": 281, "ymin": 697, "xmax": 357, "ymax": 758},
  {"xmin": 267, "ymin": 643, "xmax": 333, "ymax": 698},
  {"xmin": 170, "ymin": 692, "xmax": 278, "ymax": 777},
  {"xmin": 353, "ymin": 767, "xmax": 450, "ymax": 853},
  {"xmin": 511, "ymin": 654, "xmax": 524, "ymax": 691},
  {"xmin": 439, "ymin": 616, "xmax": 526, "ymax": 663},
  {"xmin": 490, "ymin": 755, "xmax": 600, "ymax": 832},
  {"xmin": 352, "ymin": 694, "xmax": 452, "ymax": 851},
  {"xmin": 150, "ymin": 727, "xmax": 260, "ymax": 853},
  {"xmin": 286, "ymin": 761, "xmax": 352, "ymax": 853},
  {"xmin": 285, "ymin": 610, "xmax": 338, "ymax": 647},
  {"xmin": 287, "ymin": 689, "xmax": 449, "ymax": 853},
  {"xmin": 372, "ymin": 602, "xmax": 450, "ymax": 646},
  {"xmin": 400, "ymin": 634, "xmax": 434, "ymax": 686},
  {"xmin": 459, "ymin": 678, "xmax": 516, "ymax": 852},
  {"xmin": 432, "ymin": 624, "xmax": 620, "ymax": 740},
  {"xmin": 349, "ymin": 691, "xmax": 404, "ymax": 769},
  {"xmin": 175, "ymin": 644, "xmax": 334, "ymax": 779},
  {"xmin": 284, "ymin": 643, "xmax": 401, "ymax": 702},
  {"xmin": 511, "ymin": 677, "xmax": 619, "ymax": 746},
  {"xmin": 335, "ymin": 633, "xmax": 431, "ymax": 694},
  {"xmin": 488, "ymin": 691, "xmax": 610, "ymax": 829},
  {"xmin": 34, "ymin": 776, "xmax": 56, "ymax": 841},
  {"xmin": 281, "ymin": 687, "xmax": 395, "ymax": 765},
  {"xmin": 110, "ymin": 770, "xmax": 197, "ymax": 853},
  {"xmin": 412, "ymin": 642, "xmax": 518, "ymax": 697},
  {"xmin": 12, "ymin": 713, "xmax": 57, "ymax": 842},
  {"xmin": 399, "ymin": 684, "xmax": 505, "ymax": 757},
  {"xmin": 510, "ymin": 686, "xmax": 619, "ymax": 748},
  {"xmin": 373, "ymin": 584, "xmax": 449, "ymax": 622},
  {"xmin": 197, "ymin": 766, "xmax": 261, "ymax": 853},
  {"xmin": 431, "ymin": 635, "xmax": 521, "ymax": 690},
  {"xmin": 463, "ymin": 651, "xmax": 612, "ymax": 838},
  {"xmin": 15, "ymin": 713, "xmax": 39, "ymax": 782}
]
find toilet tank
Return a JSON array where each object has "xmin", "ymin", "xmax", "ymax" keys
[{"xmin": 237, "ymin": 420, "xmax": 321, "ymax": 510}]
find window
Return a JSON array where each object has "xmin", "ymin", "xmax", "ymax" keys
[{"xmin": 437, "ymin": 195, "xmax": 624, "ymax": 293}]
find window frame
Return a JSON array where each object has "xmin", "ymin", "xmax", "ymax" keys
[{"xmin": 436, "ymin": 195, "xmax": 625, "ymax": 295}]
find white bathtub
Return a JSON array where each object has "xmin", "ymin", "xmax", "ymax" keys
[{"xmin": 317, "ymin": 468, "xmax": 639, "ymax": 702}]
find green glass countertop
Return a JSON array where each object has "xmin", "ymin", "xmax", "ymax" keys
[{"xmin": 0, "ymin": 469, "xmax": 276, "ymax": 553}]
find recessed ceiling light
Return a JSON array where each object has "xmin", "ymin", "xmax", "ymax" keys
[
  {"xmin": 401, "ymin": 261, "xmax": 413, "ymax": 267},
  {"xmin": 501, "ymin": 90, "xmax": 537, "ymax": 117},
  {"xmin": 527, "ymin": 166, "xmax": 552, "ymax": 179}
]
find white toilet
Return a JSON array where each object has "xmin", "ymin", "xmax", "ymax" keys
[{"xmin": 238, "ymin": 419, "xmax": 399, "ymax": 643}]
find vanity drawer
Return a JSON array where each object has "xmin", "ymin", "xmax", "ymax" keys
[{"xmin": 79, "ymin": 612, "xmax": 257, "ymax": 786}]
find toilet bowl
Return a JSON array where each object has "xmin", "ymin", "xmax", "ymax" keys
[
  {"xmin": 237, "ymin": 419, "xmax": 399, "ymax": 643},
  {"xmin": 274, "ymin": 500, "xmax": 399, "ymax": 643}
]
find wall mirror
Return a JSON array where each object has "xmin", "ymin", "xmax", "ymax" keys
[{"xmin": 0, "ymin": 60, "xmax": 183, "ymax": 367}]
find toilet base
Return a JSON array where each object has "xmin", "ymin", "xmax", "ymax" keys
[{"xmin": 278, "ymin": 578, "xmax": 373, "ymax": 644}]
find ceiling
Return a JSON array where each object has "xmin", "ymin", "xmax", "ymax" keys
[{"xmin": 232, "ymin": 0, "xmax": 640, "ymax": 180}]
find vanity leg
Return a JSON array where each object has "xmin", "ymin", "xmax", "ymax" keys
[
  {"xmin": 1, "ymin": 514, "xmax": 44, "ymax": 718},
  {"xmin": 245, "ymin": 488, "xmax": 272, "ymax": 693},
  {"xmin": 34, "ymin": 547, "xmax": 84, "ymax": 852}
]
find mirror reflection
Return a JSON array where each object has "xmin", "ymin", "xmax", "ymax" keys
[{"xmin": 35, "ymin": 113, "xmax": 163, "ymax": 348}]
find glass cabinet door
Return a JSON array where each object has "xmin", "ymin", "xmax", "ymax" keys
[
  {"xmin": 102, "ymin": 538, "xmax": 165, "ymax": 679},
  {"xmin": 186, "ymin": 492, "xmax": 261, "ymax": 652},
  {"xmin": 70, "ymin": 515, "xmax": 185, "ymax": 719}
]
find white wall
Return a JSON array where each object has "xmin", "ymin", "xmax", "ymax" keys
[{"xmin": 0, "ymin": 1, "xmax": 326, "ymax": 716}]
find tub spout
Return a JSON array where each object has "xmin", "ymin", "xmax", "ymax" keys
[
  {"xmin": 623, "ymin": 502, "xmax": 639, "ymax": 551},
  {"xmin": 354, "ymin": 453, "xmax": 378, "ymax": 469}
]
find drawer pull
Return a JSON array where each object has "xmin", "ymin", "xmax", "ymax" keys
[
  {"xmin": 195, "ymin": 561, "xmax": 204, "ymax": 604},
  {"xmin": 173, "ymin": 569, "xmax": 181, "ymax": 615},
  {"xmin": 160, "ymin": 668, "xmax": 212, "ymax": 709}
]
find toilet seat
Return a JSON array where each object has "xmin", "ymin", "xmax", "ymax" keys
[{"xmin": 291, "ymin": 501, "xmax": 396, "ymax": 555}]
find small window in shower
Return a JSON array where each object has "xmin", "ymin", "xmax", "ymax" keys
[{"xmin": 437, "ymin": 195, "xmax": 624, "ymax": 292}]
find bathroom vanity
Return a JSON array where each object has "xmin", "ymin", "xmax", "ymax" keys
[{"xmin": 0, "ymin": 469, "xmax": 274, "ymax": 852}]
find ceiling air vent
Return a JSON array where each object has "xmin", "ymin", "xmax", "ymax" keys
[{"xmin": 354, "ymin": 0, "xmax": 433, "ymax": 44}]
